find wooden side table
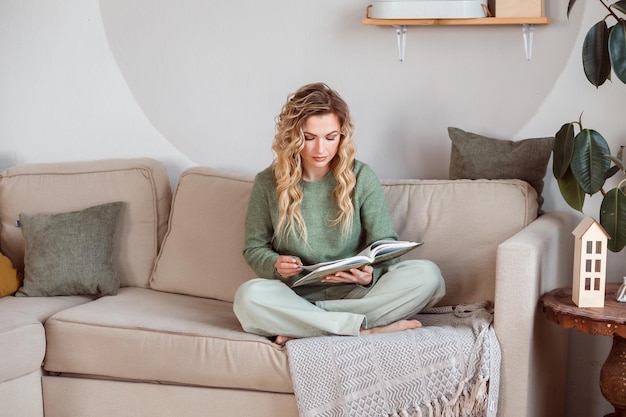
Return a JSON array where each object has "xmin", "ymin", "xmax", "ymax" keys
[{"xmin": 541, "ymin": 283, "xmax": 626, "ymax": 417}]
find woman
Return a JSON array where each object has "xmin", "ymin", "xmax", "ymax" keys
[{"xmin": 234, "ymin": 83, "xmax": 445, "ymax": 345}]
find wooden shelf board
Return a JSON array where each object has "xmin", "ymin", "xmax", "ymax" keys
[{"xmin": 362, "ymin": 16, "xmax": 550, "ymax": 26}]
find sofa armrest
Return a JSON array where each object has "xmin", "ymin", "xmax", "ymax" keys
[{"xmin": 494, "ymin": 211, "xmax": 576, "ymax": 417}]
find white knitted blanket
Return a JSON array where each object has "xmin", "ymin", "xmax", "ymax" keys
[{"xmin": 286, "ymin": 303, "xmax": 500, "ymax": 417}]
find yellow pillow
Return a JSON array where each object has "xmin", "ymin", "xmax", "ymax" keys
[{"xmin": 0, "ymin": 253, "xmax": 20, "ymax": 297}]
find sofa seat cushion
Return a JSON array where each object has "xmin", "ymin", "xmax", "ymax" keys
[
  {"xmin": 0, "ymin": 370, "xmax": 44, "ymax": 417},
  {"xmin": 0, "ymin": 295, "xmax": 94, "ymax": 383},
  {"xmin": 0, "ymin": 294, "xmax": 95, "ymax": 323},
  {"xmin": 0, "ymin": 311, "xmax": 44, "ymax": 384},
  {"xmin": 44, "ymin": 287, "xmax": 292, "ymax": 393}
]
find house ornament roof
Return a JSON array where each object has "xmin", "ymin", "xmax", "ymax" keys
[{"xmin": 572, "ymin": 216, "xmax": 611, "ymax": 240}]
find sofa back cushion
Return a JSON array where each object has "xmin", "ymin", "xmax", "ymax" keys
[
  {"xmin": 381, "ymin": 178, "xmax": 538, "ymax": 305},
  {"xmin": 0, "ymin": 158, "xmax": 172, "ymax": 288},
  {"xmin": 151, "ymin": 167, "xmax": 538, "ymax": 305},
  {"xmin": 150, "ymin": 168, "xmax": 256, "ymax": 301}
]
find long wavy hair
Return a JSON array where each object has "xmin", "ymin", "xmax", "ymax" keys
[{"xmin": 272, "ymin": 83, "xmax": 357, "ymax": 243}]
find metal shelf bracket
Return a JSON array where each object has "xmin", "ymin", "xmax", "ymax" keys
[
  {"xmin": 391, "ymin": 23, "xmax": 535, "ymax": 62},
  {"xmin": 522, "ymin": 23, "xmax": 534, "ymax": 60},
  {"xmin": 394, "ymin": 25, "xmax": 408, "ymax": 61}
]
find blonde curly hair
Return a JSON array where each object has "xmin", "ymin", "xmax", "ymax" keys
[{"xmin": 272, "ymin": 83, "xmax": 357, "ymax": 243}]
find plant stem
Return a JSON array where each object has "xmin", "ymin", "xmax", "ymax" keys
[{"xmin": 599, "ymin": 0, "xmax": 621, "ymax": 21}]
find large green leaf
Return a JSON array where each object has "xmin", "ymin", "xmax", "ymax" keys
[
  {"xmin": 606, "ymin": 165, "xmax": 621, "ymax": 179},
  {"xmin": 583, "ymin": 21, "xmax": 612, "ymax": 87},
  {"xmin": 571, "ymin": 129, "xmax": 612, "ymax": 194},
  {"xmin": 604, "ymin": 146, "xmax": 625, "ymax": 178},
  {"xmin": 609, "ymin": 21, "xmax": 626, "ymax": 83},
  {"xmin": 601, "ymin": 187, "xmax": 626, "ymax": 252},
  {"xmin": 567, "ymin": 0, "xmax": 578, "ymax": 18},
  {"xmin": 613, "ymin": 0, "xmax": 626, "ymax": 14},
  {"xmin": 558, "ymin": 166, "xmax": 586, "ymax": 211},
  {"xmin": 553, "ymin": 123, "xmax": 575, "ymax": 179}
]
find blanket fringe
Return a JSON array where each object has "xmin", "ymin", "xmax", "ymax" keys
[{"xmin": 386, "ymin": 376, "xmax": 489, "ymax": 417}]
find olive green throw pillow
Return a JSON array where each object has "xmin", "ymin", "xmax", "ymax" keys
[
  {"xmin": 16, "ymin": 202, "xmax": 123, "ymax": 297},
  {"xmin": 448, "ymin": 127, "xmax": 554, "ymax": 209}
]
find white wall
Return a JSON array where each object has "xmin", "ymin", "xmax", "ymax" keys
[{"xmin": 1, "ymin": 1, "xmax": 624, "ymax": 415}]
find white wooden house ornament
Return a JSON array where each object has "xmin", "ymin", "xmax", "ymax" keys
[{"xmin": 572, "ymin": 216, "xmax": 610, "ymax": 308}]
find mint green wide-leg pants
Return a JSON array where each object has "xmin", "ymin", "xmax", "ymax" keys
[{"xmin": 233, "ymin": 260, "xmax": 445, "ymax": 338}]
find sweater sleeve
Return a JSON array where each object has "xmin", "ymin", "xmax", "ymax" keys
[
  {"xmin": 242, "ymin": 170, "xmax": 281, "ymax": 280},
  {"xmin": 355, "ymin": 163, "xmax": 398, "ymax": 244},
  {"xmin": 354, "ymin": 163, "xmax": 399, "ymax": 285}
]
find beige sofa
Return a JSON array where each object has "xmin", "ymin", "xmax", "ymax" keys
[{"xmin": 0, "ymin": 158, "xmax": 574, "ymax": 417}]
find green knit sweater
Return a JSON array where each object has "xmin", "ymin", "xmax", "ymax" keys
[{"xmin": 243, "ymin": 160, "xmax": 398, "ymax": 289}]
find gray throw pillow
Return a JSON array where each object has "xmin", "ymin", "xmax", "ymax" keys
[
  {"xmin": 16, "ymin": 202, "xmax": 123, "ymax": 297},
  {"xmin": 448, "ymin": 127, "xmax": 554, "ymax": 210}
]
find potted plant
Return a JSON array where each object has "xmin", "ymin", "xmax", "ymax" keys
[{"xmin": 552, "ymin": 0, "xmax": 626, "ymax": 252}]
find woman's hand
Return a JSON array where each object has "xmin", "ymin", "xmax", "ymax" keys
[
  {"xmin": 275, "ymin": 256, "xmax": 303, "ymax": 279},
  {"xmin": 322, "ymin": 265, "xmax": 374, "ymax": 286}
]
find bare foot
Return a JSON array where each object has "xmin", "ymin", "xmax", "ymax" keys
[
  {"xmin": 360, "ymin": 319, "xmax": 422, "ymax": 336},
  {"xmin": 274, "ymin": 335, "xmax": 296, "ymax": 345}
]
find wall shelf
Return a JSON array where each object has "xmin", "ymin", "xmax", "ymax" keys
[
  {"xmin": 362, "ymin": 16, "xmax": 550, "ymax": 26},
  {"xmin": 362, "ymin": 11, "xmax": 551, "ymax": 61}
]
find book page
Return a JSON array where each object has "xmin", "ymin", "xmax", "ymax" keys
[{"xmin": 291, "ymin": 240, "xmax": 423, "ymax": 288}]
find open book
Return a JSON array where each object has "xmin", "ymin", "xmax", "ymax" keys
[{"xmin": 290, "ymin": 240, "xmax": 423, "ymax": 288}]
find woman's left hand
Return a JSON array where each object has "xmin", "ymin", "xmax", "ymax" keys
[{"xmin": 322, "ymin": 265, "xmax": 374, "ymax": 286}]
